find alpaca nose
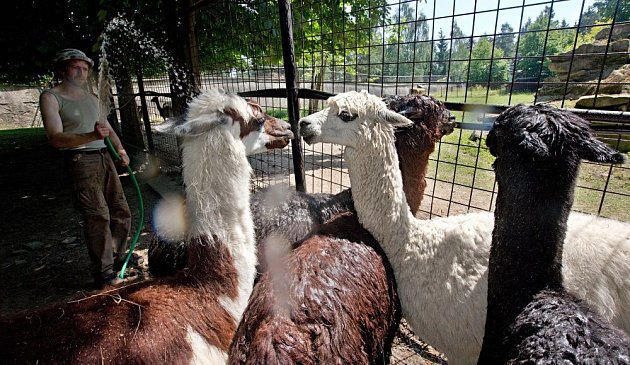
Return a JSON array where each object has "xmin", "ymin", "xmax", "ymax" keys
[{"xmin": 299, "ymin": 119, "xmax": 310, "ymax": 129}]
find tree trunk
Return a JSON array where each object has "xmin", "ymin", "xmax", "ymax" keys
[
  {"xmin": 187, "ymin": 0, "xmax": 202, "ymax": 96},
  {"xmin": 164, "ymin": 0, "xmax": 196, "ymax": 116},
  {"xmin": 115, "ymin": 69, "xmax": 144, "ymax": 150}
]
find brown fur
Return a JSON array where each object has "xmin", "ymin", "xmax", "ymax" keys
[
  {"xmin": 0, "ymin": 234, "xmax": 238, "ymax": 364},
  {"xmin": 230, "ymin": 213, "xmax": 399, "ymax": 365},
  {"xmin": 226, "ymin": 102, "xmax": 293, "ymax": 150},
  {"xmin": 390, "ymin": 94, "xmax": 454, "ymax": 214}
]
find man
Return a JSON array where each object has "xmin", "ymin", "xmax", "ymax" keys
[{"xmin": 39, "ymin": 48, "xmax": 132, "ymax": 287}]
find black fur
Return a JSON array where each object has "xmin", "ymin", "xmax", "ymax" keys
[{"xmin": 478, "ymin": 104, "xmax": 630, "ymax": 364}]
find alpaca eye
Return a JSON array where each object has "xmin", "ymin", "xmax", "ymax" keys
[{"xmin": 338, "ymin": 111, "xmax": 357, "ymax": 122}]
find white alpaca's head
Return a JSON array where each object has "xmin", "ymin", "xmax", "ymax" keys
[
  {"xmin": 166, "ymin": 88, "xmax": 294, "ymax": 155},
  {"xmin": 299, "ymin": 90, "xmax": 413, "ymax": 149}
]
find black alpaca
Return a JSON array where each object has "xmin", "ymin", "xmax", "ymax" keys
[{"xmin": 478, "ymin": 104, "xmax": 630, "ymax": 364}]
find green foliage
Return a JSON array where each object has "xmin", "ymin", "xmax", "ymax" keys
[
  {"xmin": 433, "ymin": 30, "xmax": 449, "ymax": 76},
  {"xmin": 386, "ymin": 4, "xmax": 431, "ymax": 79},
  {"xmin": 590, "ymin": 0, "xmax": 629, "ymax": 22},
  {"xmin": 575, "ymin": 18, "xmax": 613, "ymax": 48},
  {"xmin": 296, "ymin": 0, "xmax": 390, "ymax": 81},
  {"xmin": 195, "ymin": 2, "xmax": 283, "ymax": 71},
  {"xmin": 0, "ymin": 128, "xmax": 46, "ymax": 149},
  {"xmin": 448, "ymin": 22, "xmax": 471, "ymax": 82},
  {"xmin": 495, "ymin": 23, "xmax": 515, "ymax": 58},
  {"xmin": 468, "ymin": 37, "xmax": 509, "ymax": 84},
  {"xmin": 266, "ymin": 109, "xmax": 288, "ymax": 120},
  {"xmin": 0, "ymin": 1, "xmax": 104, "ymax": 85},
  {"xmin": 515, "ymin": 7, "xmax": 574, "ymax": 79}
]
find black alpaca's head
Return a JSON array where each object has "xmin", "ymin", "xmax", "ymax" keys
[{"xmin": 487, "ymin": 104, "xmax": 624, "ymax": 167}]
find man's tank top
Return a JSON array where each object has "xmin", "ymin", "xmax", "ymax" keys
[{"xmin": 43, "ymin": 89, "xmax": 106, "ymax": 151}]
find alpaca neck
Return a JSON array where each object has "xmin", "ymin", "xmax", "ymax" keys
[
  {"xmin": 398, "ymin": 146, "xmax": 433, "ymax": 215},
  {"xmin": 180, "ymin": 131, "xmax": 256, "ymax": 308},
  {"xmin": 482, "ymin": 160, "xmax": 577, "ymax": 361},
  {"xmin": 183, "ymin": 133, "xmax": 252, "ymax": 240},
  {"xmin": 152, "ymin": 100, "xmax": 164, "ymax": 116},
  {"xmin": 345, "ymin": 125, "xmax": 414, "ymax": 259}
]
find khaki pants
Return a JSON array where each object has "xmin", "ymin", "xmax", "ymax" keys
[{"xmin": 64, "ymin": 149, "xmax": 131, "ymax": 281}]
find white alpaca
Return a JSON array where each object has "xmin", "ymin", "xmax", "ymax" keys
[{"xmin": 298, "ymin": 90, "xmax": 630, "ymax": 365}]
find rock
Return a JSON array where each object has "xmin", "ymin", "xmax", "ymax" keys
[
  {"xmin": 538, "ymin": 23, "xmax": 630, "ymax": 102},
  {"xmin": 575, "ymin": 94, "xmax": 630, "ymax": 111},
  {"xmin": 595, "ymin": 23, "xmax": 630, "ymax": 42},
  {"xmin": 0, "ymin": 87, "xmax": 42, "ymax": 129}
]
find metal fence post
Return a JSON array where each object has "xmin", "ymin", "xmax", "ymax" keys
[{"xmin": 278, "ymin": 0, "xmax": 305, "ymax": 192}]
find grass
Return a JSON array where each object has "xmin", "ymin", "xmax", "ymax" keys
[
  {"xmin": 426, "ymin": 128, "xmax": 630, "ymax": 221},
  {"xmin": 433, "ymin": 88, "xmax": 535, "ymax": 126},
  {"xmin": 266, "ymin": 109, "xmax": 289, "ymax": 120},
  {"xmin": 0, "ymin": 127, "xmax": 47, "ymax": 149}
]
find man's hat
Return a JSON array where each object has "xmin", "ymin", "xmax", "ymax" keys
[{"xmin": 53, "ymin": 48, "xmax": 94, "ymax": 68}]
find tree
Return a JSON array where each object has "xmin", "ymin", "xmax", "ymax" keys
[
  {"xmin": 590, "ymin": 0, "xmax": 629, "ymax": 22},
  {"xmin": 0, "ymin": 1, "xmax": 104, "ymax": 85},
  {"xmin": 291, "ymin": 0, "xmax": 389, "ymax": 83},
  {"xmin": 515, "ymin": 7, "xmax": 574, "ymax": 79},
  {"xmin": 386, "ymin": 3, "xmax": 431, "ymax": 81},
  {"xmin": 495, "ymin": 23, "xmax": 515, "ymax": 58},
  {"xmin": 433, "ymin": 29, "xmax": 449, "ymax": 76},
  {"xmin": 449, "ymin": 21, "xmax": 470, "ymax": 83},
  {"xmin": 468, "ymin": 37, "xmax": 508, "ymax": 85}
]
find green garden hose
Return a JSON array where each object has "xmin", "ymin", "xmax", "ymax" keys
[{"xmin": 104, "ymin": 137, "xmax": 144, "ymax": 279}]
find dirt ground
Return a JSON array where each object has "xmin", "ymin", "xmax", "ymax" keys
[
  {"xmin": 0, "ymin": 128, "xmax": 447, "ymax": 364},
  {"xmin": 0, "ymin": 131, "xmax": 156, "ymax": 315}
]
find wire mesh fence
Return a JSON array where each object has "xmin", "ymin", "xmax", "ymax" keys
[
  {"xmin": 121, "ymin": 2, "xmax": 630, "ymax": 220},
  {"xmin": 129, "ymin": 0, "xmax": 625, "ymax": 222},
  {"xmin": 111, "ymin": 0, "xmax": 629, "ymax": 362}
]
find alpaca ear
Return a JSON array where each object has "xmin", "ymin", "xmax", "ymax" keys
[
  {"xmin": 577, "ymin": 138, "xmax": 626, "ymax": 164},
  {"xmin": 174, "ymin": 114, "xmax": 231, "ymax": 136},
  {"xmin": 378, "ymin": 109, "xmax": 414, "ymax": 128},
  {"xmin": 153, "ymin": 116, "xmax": 185, "ymax": 134}
]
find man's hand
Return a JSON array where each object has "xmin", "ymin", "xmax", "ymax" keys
[
  {"xmin": 118, "ymin": 150, "xmax": 130, "ymax": 167},
  {"xmin": 94, "ymin": 122, "xmax": 110, "ymax": 139}
]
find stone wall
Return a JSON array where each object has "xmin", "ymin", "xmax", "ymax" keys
[
  {"xmin": 0, "ymin": 87, "xmax": 42, "ymax": 130},
  {"xmin": 537, "ymin": 23, "xmax": 630, "ymax": 102}
]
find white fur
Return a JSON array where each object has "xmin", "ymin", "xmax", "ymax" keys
[
  {"xmin": 177, "ymin": 89, "xmax": 271, "ymax": 155},
  {"xmin": 187, "ymin": 327, "xmax": 229, "ymax": 365},
  {"xmin": 174, "ymin": 89, "xmax": 263, "ymax": 363},
  {"xmin": 299, "ymin": 90, "xmax": 630, "ymax": 365}
]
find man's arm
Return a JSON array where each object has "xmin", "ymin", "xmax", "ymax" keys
[
  {"xmin": 40, "ymin": 92, "xmax": 107, "ymax": 149},
  {"xmin": 101, "ymin": 120, "xmax": 130, "ymax": 167}
]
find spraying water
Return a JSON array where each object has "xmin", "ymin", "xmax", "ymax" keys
[{"xmin": 96, "ymin": 40, "xmax": 145, "ymax": 280}]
